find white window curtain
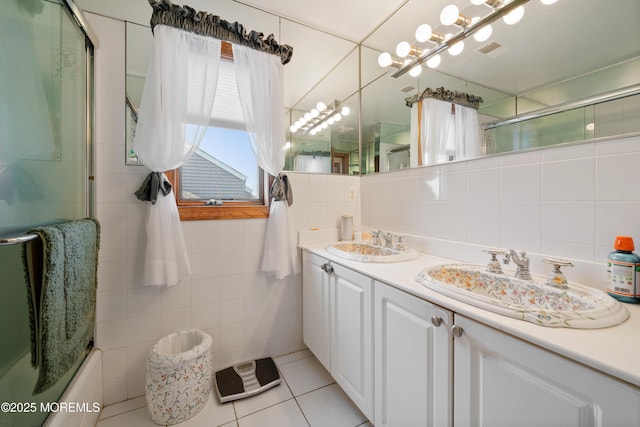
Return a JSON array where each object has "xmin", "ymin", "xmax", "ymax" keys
[
  {"xmin": 133, "ymin": 25, "xmax": 221, "ymax": 287},
  {"xmin": 232, "ymin": 44, "xmax": 299, "ymax": 280},
  {"xmin": 420, "ymin": 98, "xmax": 481, "ymax": 166}
]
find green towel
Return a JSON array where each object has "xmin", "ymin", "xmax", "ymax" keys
[{"xmin": 23, "ymin": 218, "xmax": 100, "ymax": 394}]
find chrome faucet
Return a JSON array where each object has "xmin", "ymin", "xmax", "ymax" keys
[
  {"xmin": 372, "ymin": 230, "xmax": 395, "ymax": 248},
  {"xmin": 504, "ymin": 249, "xmax": 532, "ymax": 280},
  {"xmin": 372, "ymin": 230, "xmax": 384, "ymax": 246},
  {"xmin": 383, "ymin": 232, "xmax": 394, "ymax": 248}
]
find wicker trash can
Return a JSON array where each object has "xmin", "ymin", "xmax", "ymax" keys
[{"xmin": 145, "ymin": 330, "xmax": 212, "ymax": 425}]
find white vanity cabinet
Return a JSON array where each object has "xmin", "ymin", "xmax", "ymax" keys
[
  {"xmin": 302, "ymin": 249, "xmax": 640, "ymax": 427},
  {"xmin": 301, "ymin": 251, "xmax": 374, "ymax": 421},
  {"xmin": 302, "ymin": 251, "xmax": 331, "ymax": 371},
  {"xmin": 453, "ymin": 315, "xmax": 640, "ymax": 427},
  {"xmin": 374, "ymin": 281, "xmax": 453, "ymax": 427}
]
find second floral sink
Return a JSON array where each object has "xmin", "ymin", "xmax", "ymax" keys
[
  {"xmin": 416, "ymin": 264, "xmax": 629, "ymax": 328},
  {"xmin": 326, "ymin": 241, "xmax": 419, "ymax": 263}
]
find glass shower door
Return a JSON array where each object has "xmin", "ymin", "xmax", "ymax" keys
[{"xmin": 0, "ymin": 0, "xmax": 93, "ymax": 425}]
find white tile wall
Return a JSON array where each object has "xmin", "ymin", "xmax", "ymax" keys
[
  {"xmin": 88, "ymin": 13, "xmax": 360, "ymax": 405},
  {"xmin": 361, "ymin": 134, "xmax": 640, "ymax": 289}
]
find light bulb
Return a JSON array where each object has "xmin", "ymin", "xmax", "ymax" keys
[
  {"xmin": 316, "ymin": 101, "xmax": 327, "ymax": 112},
  {"xmin": 289, "ymin": 125, "xmax": 297, "ymax": 133},
  {"xmin": 396, "ymin": 41, "xmax": 412, "ymax": 58},
  {"xmin": 541, "ymin": 0, "xmax": 558, "ymax": 4},
  {"xmin": 299, "ymin": 116, "xmax": 307, "ymax": 125},
  {"xmin": 304, "ymin": 112, "xmax": 312, "ymax": 121},
  {"xmin": 586, "ymin": 122, "xmax": 595, "ymax": 132},
  {"xmin": 284, "ymin": 142, "xmax": 291, "ymax": 150},
  {"xmin": 415, "ymin": 24, "xmax": 432, "ymax": 43},
  {"xmin": 470, "ymin": 0, "xmax": 485, "ymax": 4},
  {"xmin": 440, "ymin": 4, "xmax": 460, "ymax": 26},
  {"xmin": 503, "ymin": 6, "xmax": 524, "ymax": 25},
  {"xmin": 327, "ymin": 117, "xmax": 335, "ymax": 125},
  {"xmin": 378, "ymin": 52, "xmax": 393, "ymax": 67},
  {"xmin": 409, "ymin": 64, "xmax": 422, "ymax": 77},
  {"xmin": 310, "ymin": 129, "xmax": 317, "ymax": 135},
  {"xmin": 341, "ymin": 106, "xmax": 350, "ymax": 116},
  {"xmin": 310, "ymin": 108, "xmax": 319, "ymax": 118},
  {"xmin": 426, "ymin": 54, "xmax": 441, "ymax": 68},
  {"xmin": 334, "ymin": 113, "xmax": 342, "ymax": 122},
  {"xmin": 321, "ymin": 122, "xmax": 328, "ymax": 129},
  {"xmin": 448, "ymin": 40, "xmax": 464, "ymax": 56},
  {"xmin": 471, "ymin": 17, "xmax": 493, "ymax": 42}
]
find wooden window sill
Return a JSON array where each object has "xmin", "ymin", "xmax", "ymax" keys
[{"xmin": 177, "ymin": 204, "xmax": 269, "ymax": 220}]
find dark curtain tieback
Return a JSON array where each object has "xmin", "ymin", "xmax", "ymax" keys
[
  {"xmin": 270, "ymin": 173, "xmax": 293, "ymax": 207},
  {"xmin": 135, "ymin": 172, "xmax": 172, "ymax": 205}
]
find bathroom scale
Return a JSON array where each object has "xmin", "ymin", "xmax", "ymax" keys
[{"xmin": 214, "ymin": 357, "xmax": 281, "ymax": 403}]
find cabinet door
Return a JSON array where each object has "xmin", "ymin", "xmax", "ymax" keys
[
  {"xmin": 375, "ymin": 281, "xmax": 453, "ymax": 427},
  {"xmin": 302, "ymin": 252, "xmax": 331, "ymax": 371},
  {"xmin": 453, "ymin": 315, "xmax": 640, "ymax": 427},
  {"xmin": 331, "ymin": 263, "xmax": 374, "ymax": 421}
]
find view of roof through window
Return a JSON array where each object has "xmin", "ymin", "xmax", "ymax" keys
[{"xmin": 180, "ymin": 126, "xmax": 259, "ymax": 201}]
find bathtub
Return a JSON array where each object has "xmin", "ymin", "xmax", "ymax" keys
[{"xmin": 44, "ymin": 349, "xmax": 103, "ymax": 427}]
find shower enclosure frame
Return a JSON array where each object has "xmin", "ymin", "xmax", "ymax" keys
[{"xmin": 0, "ymin": 1, "xmax": 99, "ymax": 425}]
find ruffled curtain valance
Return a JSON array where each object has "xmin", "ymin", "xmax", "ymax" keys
[
  {"xmin": 405, "ymin": 87, "xmax": 483, "ymax": 110},
  {"xmin": 148, "ymin": 0, "xmax": 293, "ymax": 65}
]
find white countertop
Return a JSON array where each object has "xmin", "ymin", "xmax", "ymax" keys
[{"xmin": 300, "ymin": 243, "xmax": 640, "ymax": 388}]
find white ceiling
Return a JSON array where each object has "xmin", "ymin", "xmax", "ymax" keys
[{"xmin": 76, "ymin": 0, "xmax": 640, "ymax": 116}]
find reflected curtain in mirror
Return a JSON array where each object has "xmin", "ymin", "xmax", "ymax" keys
[{"xmin": 407, "ymin": 87, "xmax": 482, "ymax": 167}]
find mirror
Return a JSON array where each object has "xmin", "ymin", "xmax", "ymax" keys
[
  {"xmin": 286, "ymin": 48, "xmax": 360, "ymax": 174},
  {"xmin": 119, "ymin": 0, "xmax": 639, "ymax": 173},
  {"xmin": 125, "ymin": 21, "xmax": 152, "ymax": 165},
  {"xmin": 357, "ymin": 0, "xmax": 640, "ymax": 173}
]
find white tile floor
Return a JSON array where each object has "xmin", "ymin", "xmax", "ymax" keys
[{"xmin": 96, "ymin": 350, "xmax": 373, "ymax": 427}]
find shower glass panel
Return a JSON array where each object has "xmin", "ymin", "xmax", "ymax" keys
[
  {"xmin": 484, "ymin": 92, "xmax": 640, "ymax": 155},
  {"xmin": 0, "ymin": 0, "xmax": 91, "ymax": 425}
]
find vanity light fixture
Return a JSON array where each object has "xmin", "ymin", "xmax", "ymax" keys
[
  {"xmin": 290, "ymin": 100, "xmax": 351, "ymax": 136},
  {"xmin": 382, "ymin": 0, "xmax": 550, "ymax": 79}
]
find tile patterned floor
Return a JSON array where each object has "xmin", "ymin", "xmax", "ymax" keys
[{"xmin": 96, "ymin": 350, "xmax": 373, "ymax": 427}]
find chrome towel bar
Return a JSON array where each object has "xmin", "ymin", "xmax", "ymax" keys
[{"xmin": 0, "ymin": 233, "xmax": 39, "ymax": 246}]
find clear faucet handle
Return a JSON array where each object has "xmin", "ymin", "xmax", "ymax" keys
[
  {"xmin": 483, "ymin": 248, "xmax": 507, "ymax": 274},
  {"xmin": 543, "ymin": 257, "xmax": 573, "ymax": 289}
]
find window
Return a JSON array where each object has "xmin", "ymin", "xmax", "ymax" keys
[{"xmin": 168, "ymin": 42, "xmax": 269, "ymax": 220}]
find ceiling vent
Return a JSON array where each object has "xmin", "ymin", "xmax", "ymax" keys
[
  {"xmin": 400, "ymin": 85, "xmax": 416, "ymax": 93},
  {"xmin": 476, "ymin": 42, "xmax": 502, "ymax": 56}
]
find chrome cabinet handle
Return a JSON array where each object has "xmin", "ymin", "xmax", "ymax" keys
[
  {"xmin": 321, "ymin": 263, "xmax": 334, "ymax": 274},
  {"xmin": 431, "ymin": 315, "xmax": 443, "ymax": 327},
  {"xmin": 451, "ymin": 325, "xmax": 464, "ymax": 338}
]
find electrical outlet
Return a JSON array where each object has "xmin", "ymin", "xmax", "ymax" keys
[{"xmin": 348, "ymin": 186, "xmax": 357, "ymax": 201}]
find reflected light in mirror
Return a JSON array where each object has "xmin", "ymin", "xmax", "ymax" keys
[
  {"xmin": 426, "ymin": 54, "xmax": 441, "ymax": 68},
  {"xmin": 378, "ymin": 52, "xmax": 393, "ymax": 67},
  {"xmin": 396, "ymin": 41, "xmax": 424, "ymax": 58},
  {"xmin": 440, "ymin": 4, "xmax": 472, "ymax": 27},
  {"xmin": 503, "ymin": 6, "xmax": 525, "ymax": 24},
  {"xmin": 448, "ymin": 40, "xmax": 465, "ymax": 56},
  {"xmin": 472, "ymin": 17, "xmax": 493, "ymax": 42},
  {"xmin": 415, "ymin": 24, "xmax": 446, "ymax": 44}
]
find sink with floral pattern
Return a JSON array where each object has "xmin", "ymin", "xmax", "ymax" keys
[
  {"xmin": 326, "ymin": 241, "xmax": 419, "ymax": 263},
  {"xmin": 416, "ymin": 264, "xmax": 628, "ymax": 328}
]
